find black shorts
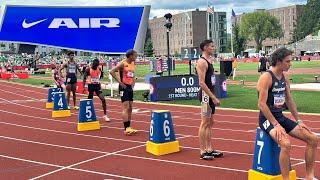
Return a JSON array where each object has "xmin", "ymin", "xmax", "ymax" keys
[
  {"xmin": 66, "ymin": 77, "xmax": 77, "ymax": 84},
  {"xmin": 88, "ymin": 84, "xmax": 102, "ymax": 99},
  {"xmin": 259, "ymin": 111, "xmax": 298, "ymax": 134},
  {"xmin": 119, "ymin": 84, "xmax": 133, "ymax": 102}
]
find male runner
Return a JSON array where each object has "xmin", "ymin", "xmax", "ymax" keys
[
  {"xmin": 257, "ymin": 47, "xmax": 318, "ymax": 180},
  {"xmin": 196, "ymin": 39, "xmax": 223, "ymax": 160},
  {"xmin": 83, "ymin": 58, "xmax": 110, "ymax": 122},
  {"xmin": 51, "ymin": 63, "xmax": 65, "ymax": 90},
  {"xmin": 60, "ymin": 51, "xmax": 82, "ymax": 110},
  {"xmin": 110, "ymin": 49, "xmax": 138, "ymax": 135}
]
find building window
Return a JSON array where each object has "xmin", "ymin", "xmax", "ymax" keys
[
  {"xmin": 190, "ymin": 39, "xmax": 192, "ymax": 44},
  {"xmin": 219, "ymin": 23, "xmax": 224, "ymax": 29},
  {"xmin": 190, "ymin": 31, "xmax": 192, "ymax": 36},
  {"xmin": 209, "ymin": 15, "xmax": 212, "ymax": 22}
]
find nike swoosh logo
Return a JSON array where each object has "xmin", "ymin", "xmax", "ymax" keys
[{"xmin": 22, "ymin": 18, "xmax": 47, "ymax": 28}]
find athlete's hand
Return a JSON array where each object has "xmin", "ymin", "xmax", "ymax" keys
[
  {"xmin": 212, "ymin": 98, "xmax": 220, "ymax": 106},
  {"xmin": 119, "ymin": 82, "xmax": 127, "ymax": 89},
  {"xmin": 274, "ymin": 124, "xmax": 287, "ymax": 142}
]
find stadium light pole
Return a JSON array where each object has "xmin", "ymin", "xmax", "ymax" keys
[{"xmin": 164, "ymin": 13, "xmax": 172, "ymax": 76}]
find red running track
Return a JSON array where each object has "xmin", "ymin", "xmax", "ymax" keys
[{"xmin": 0, "ymin": 81, "xmax": 319, "ymax": 179}]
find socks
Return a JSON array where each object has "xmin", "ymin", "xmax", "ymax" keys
[{"xmin": 123, "ymin": 121, "xmax": 131, "ymax": 130}]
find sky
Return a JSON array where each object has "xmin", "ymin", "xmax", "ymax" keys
[{"xmin": 1, "ymin": 0, "xmax": 307, "ymax": 32}]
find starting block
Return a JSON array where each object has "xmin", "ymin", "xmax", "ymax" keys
[
  {"xmin": 146, "ymin": 110, "xmax": 179, "ymax": 156},
  {"xmin": 248, "ymin": 127, "xmax": 296, "ymax": 180},
  {"xmin": 77, "ymin": 99, "xmax": 100, "ymax": 131},
  {"xmin": 52, "ymin": 92, "xmax": 71, "ymax": 118},
  {"xmin": 46, "ymin": 88, "xmax": 62, "ymax": 109}
]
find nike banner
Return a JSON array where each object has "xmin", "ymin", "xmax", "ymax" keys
[{"xmin": 0, "ymin": 5, "xmax": 150, "ymax": 54}]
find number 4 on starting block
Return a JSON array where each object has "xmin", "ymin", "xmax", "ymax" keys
[
  {"xmin": 52, "ymin": 92, "xmax": 71, "ymax": 118},
  {"xmin": 248, "ymin": 127, "xmax": 296, "ymax": 180},
  {"xmin": 146, "ymin": 110, "xmax": 179, "ymax": 156},
  {"xmin": 77, "ymin": 99, "xmax": 100, "ymax": 131},
  {"xmin": 45, "ymin": 88, "xmax": 62, "ymax": 109}
]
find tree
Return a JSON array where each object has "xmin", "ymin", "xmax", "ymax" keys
[
  {"xmin": 232, "ymin": 23, "xmax": 246, "ymax": 56},
  {"xmin": 293, "ymin": 0, "xmax": 320, "ymax": 41},
  {"xmin": 144, "ymin": 28, "xmax": 154, "ymax": 57},
  {"xmin": 239, "ymin": 11, "xmax": 283, "ymax": 52}
]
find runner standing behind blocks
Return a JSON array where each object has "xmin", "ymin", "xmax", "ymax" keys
[
  {"xmin": 110, "ymin": 49, "xmax": 137, "ymax": 135},
  {"xmin": 83, "ymin": 58, "xmax": 110, "ymax": 122},
  {"xmin": 257, "ymin": 47, "xmax": 318, "ymax": 180},
  {"xmin": 51, "ymin": 63, "xmax": 66, "ymax": 90},
  {"xmin": 196, "ymin": 40, "xmax": 223, "ymax": 160},
  {"xmin": 60, "ymin": 51, "xmax": 82, "ymax": 110}
]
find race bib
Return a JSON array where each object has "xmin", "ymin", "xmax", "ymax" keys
[
  {"xmin": 127, "ymin": 71, "xmax": 134, "ymax": 78},
  {"xmin": 274, "ymin": 94, "xmax": 285, "ymax": 107},
  {"xmin": 202, "ymin": 91, "xmax": 209, "ymax": 104},
  {"xmin": 67, "ymin": 78, "xmax": 71, "ymax": 83},
  {"xmin": 91, "ymin": 77, "xmax": 100, "ymax": 83},
  {"xmin": 69, "ymin": 68, "xmax": 76, "ymax": 73},
  {"xmin": 211, "ymin": 75, "xmax": 216, "ymax": 86}
]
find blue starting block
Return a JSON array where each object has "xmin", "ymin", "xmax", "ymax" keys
[
  {"xmin": 248, "ymin": 127, "xmax": 296, "ymax": 180},
  {"xmin": 77, "ymin": 99, "xmax": 100, "ymax": 131},
  {"xmin": 52, "ymin": 92, "xmax": 71, "ymax": 118},
  {"xmin": 146, "ymin": 110, "xmax": 179, "ymax": 156},
  {"xmin": 45, "ymin": 88, "xmax": 62, "ymax": 109}
]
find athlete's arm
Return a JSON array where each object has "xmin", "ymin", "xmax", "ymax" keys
[
  {"xmin": 283, "ymin": 73, "xmax": 300, "ymax": 121},
  {"xmin": 82, "ymin": 68, "xmax": 90, "ymax": 89},
  {"xmin": 257, "ymin": 73, "xmax": 278, "ymax": 125},
  {"xmin": 77, "ymin": 64, "xmax": 83, "ymax": 76},
  {"xmin": 196, "ymin": 59, "xmax": 219, "ymax": 105},
  {"xmin": 99, "ymin": 67, "xmax": 104, "ymax": 79},
  {"xmin": 59, "ymin": 63, "xmax": 67, "ymax": 77},
  {"xmin": 109, "ymin": 62, "xmax": 125, "ymax": 87},
  {"xmin": 52, "ymin": 70, "xmax": 58, "ymax": 85}
]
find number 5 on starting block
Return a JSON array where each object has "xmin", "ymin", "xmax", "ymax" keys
[
  {"xmin": 146, "ymin": 110, "xmax": 179, "ymax": 156},
  {"xmin": 77, "ymin": 99, "xmax": 100, "ymax": 131}
]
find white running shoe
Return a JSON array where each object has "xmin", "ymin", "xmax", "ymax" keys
[{"xmin": 103, "ymin": 115, "xmax": 110, "ymax": 122}]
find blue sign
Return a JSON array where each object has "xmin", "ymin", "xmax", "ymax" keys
[
  {"xmin": 47, "ymin": 88, "xmax": 62, "ymax": 102},
  {"xmin": 78, "ymin": 99, "xmax": 97, "ymax": 123},
  {"xmin": 0, "ymin": 5, "xmax": 150, "ymax": 53},
  {"xmin": 252, "ymin": 127, "xmax": 281, "ymax": 175},
  {"xmin": 53, "ymin": 92, "xmax": 68, "ymax": 110},
  {"xmin": 149, "ymin": 111, "xmax": 176, "ymax": 143},
  {"xmin": 149, "ymin": 75, "xmax": 200, "ymax": 101}
]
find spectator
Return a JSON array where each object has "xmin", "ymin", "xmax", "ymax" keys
[{"xmin": 258, "ymin": 54, "xmax": 268, "ymax": 74}]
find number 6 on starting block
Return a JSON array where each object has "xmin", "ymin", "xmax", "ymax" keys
[{"xmin": 146, "ymin": 110, "xmax": 179, "ymax": 156}]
